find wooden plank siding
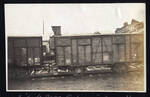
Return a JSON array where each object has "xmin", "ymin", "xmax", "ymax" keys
[{"xmin": 54, "ymin": 34, "xmax": 144, "ymax": 67}]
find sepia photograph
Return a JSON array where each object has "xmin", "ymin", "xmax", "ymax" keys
[{"xmin": 5, "ymin": 3, "xmax": 146, "ymax": 92}]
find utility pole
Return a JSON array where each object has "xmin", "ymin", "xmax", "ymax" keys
[{"xmin": 43, "ymin": 19, "xmax": 45, "ymax": 36}]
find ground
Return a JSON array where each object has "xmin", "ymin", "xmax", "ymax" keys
[{"xmin": 8, "ymin": 70, "xmax": 145, "ymax": 91}]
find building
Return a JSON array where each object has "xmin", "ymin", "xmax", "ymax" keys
[
  {"xmin": 50, "ymin": 26, "xmax": 61, "ymax": 55},
  {"xmin": 115, "ymin": 19, "xmax": 144, "ymax": 34},
  {"xmin": 51, "ymin": 26, "xmax": 61, "ymax": 36}
]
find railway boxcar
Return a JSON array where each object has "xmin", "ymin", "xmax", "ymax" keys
[
  {"xmin": 52, "ymin": 33, "xmax": 144, "ymax": 73},
  {"xmin": 8, "ymin": 37, "xmax": 43, "ymax": 77}
]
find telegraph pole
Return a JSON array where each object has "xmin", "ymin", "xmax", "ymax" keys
[{"xmin": 43, "ymin": 19, "xmax": 44, "ymax": 36}]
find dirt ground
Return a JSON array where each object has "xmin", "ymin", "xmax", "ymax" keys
[{"xmin": 8, "ymin": 70, "xmax": 145, "ymax": 92}]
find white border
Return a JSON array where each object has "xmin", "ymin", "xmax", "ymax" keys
[
  {"xmin": 5, "ymin": 3, "xmax": 146, "ymax": 92},
  {"xmin": 144, "ymin": 3, "xmax": 146, "ymax": 92}
]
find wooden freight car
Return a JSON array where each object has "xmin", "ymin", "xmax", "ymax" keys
[
  {"xmin": 8, "ymin": 37, "xmax": 43, "ymax": 77},
  {"xmin": 51, "ymin": 33, "xmax": 144, "ymax": 73}
]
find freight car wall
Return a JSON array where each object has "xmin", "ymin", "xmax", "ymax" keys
[
  {"xmin": 8, "ymin": 37, "xmax": 43, "ymax": 67},
  {"xmin": 54, "ymin": 34, "xmax": 143, "ymax": 67}
]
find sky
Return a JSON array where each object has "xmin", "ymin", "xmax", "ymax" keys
[{"xmin": 5, "ymin": 3, "xmax": 145, "ymax": 40}]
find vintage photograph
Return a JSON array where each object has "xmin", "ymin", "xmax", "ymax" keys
[{"xmin": 5, "ymin": 3, "xmax": 146, "ymax": 92}]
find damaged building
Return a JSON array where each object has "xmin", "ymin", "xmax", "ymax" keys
[{"xmin": 115, "ymin": 19, "xmax": 144, "ymax": 34}]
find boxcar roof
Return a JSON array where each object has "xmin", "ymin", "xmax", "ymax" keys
[
  {"xmin": 51, "ymin": 33, "xmax": 143, "ymax": 38},
  {"xmin": 8, "ymin": 36, "xmax": 42, "ymax": 39}
]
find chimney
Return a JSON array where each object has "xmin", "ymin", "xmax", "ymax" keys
[{"xmin": 51, "ymin": 26, "xmax": 61, "ymax": 36}]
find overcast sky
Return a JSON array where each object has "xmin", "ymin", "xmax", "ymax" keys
[{"xmin": 5, "ymin": 3, "xmax": 145, "ymax": 40}]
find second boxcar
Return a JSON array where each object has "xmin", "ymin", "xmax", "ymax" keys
[{"xmin": 52, "ymin": 33, "xmax": 144, "ymax": 73}]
